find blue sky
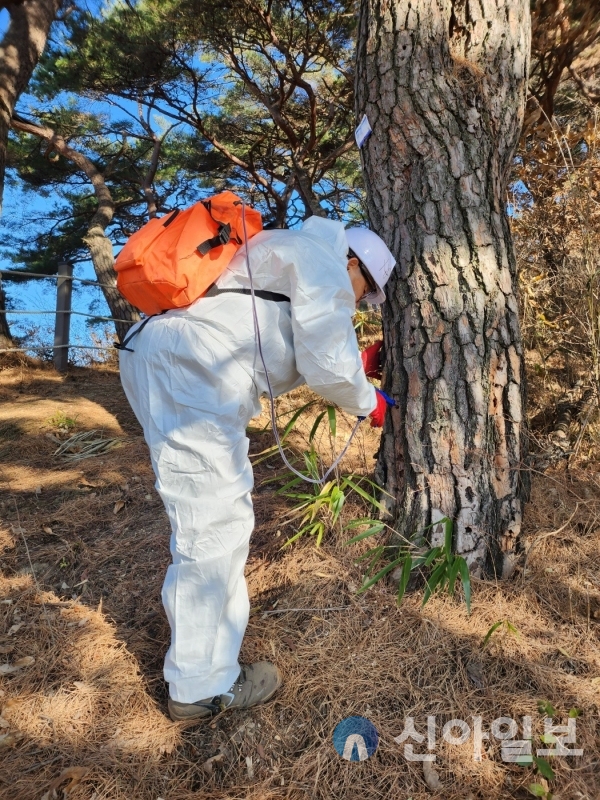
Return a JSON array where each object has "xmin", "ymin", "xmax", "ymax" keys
[
  {"xmin": 1, "ymin": 1, "xmax": 114, "ymax": 359},
  {"xmin": 2, "ymin": 192, "xmax": 113, "ymax": 360}
]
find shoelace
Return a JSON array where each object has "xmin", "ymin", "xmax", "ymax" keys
[{"xmin": 204, "ymin": 668, "xmax": 246, "ymax": 713}]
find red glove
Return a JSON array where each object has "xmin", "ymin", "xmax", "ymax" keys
[
  {"xmin": 361, "ymin": 340, "xmax": 383, "ymax": 379},
  {"xmin": 369, "ymin": 388, "xmax": 395, "ymax": 428}
]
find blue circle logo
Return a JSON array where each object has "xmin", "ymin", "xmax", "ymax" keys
[{"xmin": 332, "ymin": 716, "xmax": 379, "ymax": 761}]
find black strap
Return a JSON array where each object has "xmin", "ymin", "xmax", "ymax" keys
[
  {"xmin": 205, "ymin": 285, "xmax": 290, "ymax": 303},
  {"xmin": 197, "ymin": 223, "xmax": 231, "ymax": 256},
  {"xmin": 162, "ymin": 208, "xmax": 180, "ymax": 227},
  {"xmin": 114, "ymin": 286, "xmax": 290, "ymax": 354},
  {"xmin": 114, "ymin": 312, "xmax": 164, "ymax": 353}
]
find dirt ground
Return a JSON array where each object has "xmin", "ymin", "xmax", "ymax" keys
[{"xmin": 0, "ymin": 359, "xmax": 599, "ymax": 800}]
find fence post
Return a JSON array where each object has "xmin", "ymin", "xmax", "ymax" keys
[{"xmin": 53, "ymin": 262, "xmax": 73, "ymax": 372}]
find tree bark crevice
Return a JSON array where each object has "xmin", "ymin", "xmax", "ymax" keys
[{"xmin": 358, "ymin": 0, "xmax": 531, "ymax": 578}]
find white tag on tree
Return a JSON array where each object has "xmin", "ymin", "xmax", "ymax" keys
[{"xmin": 355, "ymin": 114, "xmax": 372, "ymax": 148}]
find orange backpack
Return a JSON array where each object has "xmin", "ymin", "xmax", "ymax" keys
[{"xmin": 114, "ymin": 191, "xmax": 262, "ymax": 315}]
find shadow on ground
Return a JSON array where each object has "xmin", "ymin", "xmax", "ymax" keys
[{"xmin": 1, "ymin": 361, "xmax": 599, "ymax": 800}]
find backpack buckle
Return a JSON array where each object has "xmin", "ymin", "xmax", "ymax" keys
[{"xmin": 197, "ymin": 223, "xmax": 231, "ymax": 256}]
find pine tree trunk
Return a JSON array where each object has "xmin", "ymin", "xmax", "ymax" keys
[
  {"xmin": 83, "ymin": 222, "xmax": 140, "ymax": 344},
  {"xmin": 0, "ymin": 276, "xmax": 12, "ymax": 347},
  {"xmin": 356, "ymin": 0, "xmax": 531, "ymax": 578},
  {"xmin": 0, "ymin": 0, "xmax": 62, "ymax": 213},
  {"xmin": 0, "ymin": 0, "xmax": 61, "ymax": 343}
]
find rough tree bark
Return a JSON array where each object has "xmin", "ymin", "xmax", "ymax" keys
[
  {"xmin": 356, "ymin": 0, "xmax": 531, "ymax": 578},
  {"xmin": 0, "ymin": 0, "xmax": 63, "ymax": 212},
  {"xmin": 0, "ymin": 277, "xmax": 12, "ymax": 347},
  {"xmin": 11, "ymin": 116, "xmax": 141, "ymax": 342},
  {"xmin": 0, "ymin": 0, "xmax": 63, "ymax": 344}
]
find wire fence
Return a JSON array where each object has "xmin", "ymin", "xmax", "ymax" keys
[
  {"xmin": 0, "ymin": 345, "xmax": 120, "ymax": 353},
  {"xmin": 2, "ymin": 310, "xmax": 136, "ymax": 324},
  {"xmin": 0, "ymin": 264, "xmax": 138, "ymax": 370},
  {"xmin": 0, "ymin": 269, "xmax": 117, "ymax": 290}
]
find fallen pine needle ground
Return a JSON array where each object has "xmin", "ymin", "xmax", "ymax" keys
[{"xmin": 0, "ymin": 361, "xmax": 599, "ymax": 799}]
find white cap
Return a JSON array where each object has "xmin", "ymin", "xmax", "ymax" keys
[{"xmin": 345, "ymin": 227, "xmax": 396, "ymax": 304}]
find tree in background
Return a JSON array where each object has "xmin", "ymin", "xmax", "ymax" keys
[
  {"xmin": 0, "ymin": 0, "xmax": 64, "ymax": 210},
  {"xmin": 6, "ymin": 104, "xmax": 224, "ymax": 340},
  {"xmin": 10, "ymin": 109, "xmax": 149, "ymax": 343},
  {"xmin": 36, "ymin": 0, "xmax": 363, "ymax": 226},
  {"xmin": 356, "ymin": 0, "xmax": 531, "ymax": 577},
  {"xmin": 512, "ymin": 8, "xmax": 600, "ymax": 468},
  {"xmin": 2, "ymin": 0, "xmax": 365, "ymax": 344},
  {"xmin": 527, "ymin": 0, "xmax": 600, "ymax": 126},
  {"xmin": 0, "ymin": 0, "xmax": 65, "ymax": 345}
]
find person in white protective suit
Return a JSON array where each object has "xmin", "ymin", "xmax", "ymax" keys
[{"xmin": 119, "ymin": 216, "xmax": 396, "ymax": 722}]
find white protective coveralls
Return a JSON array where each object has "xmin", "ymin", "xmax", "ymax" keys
[{"xmin": 119, "ymin": 216, "xmax": 377, "ymax": 703}]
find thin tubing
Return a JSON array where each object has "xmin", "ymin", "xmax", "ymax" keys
[{"xmin": 240, "ymin": 201, "xmax": 364, "ymax": 486}]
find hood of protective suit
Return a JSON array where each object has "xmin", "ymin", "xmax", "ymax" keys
[{"xmin": 300, "ymin": 216, "xmax": 349, "ymax": 263}]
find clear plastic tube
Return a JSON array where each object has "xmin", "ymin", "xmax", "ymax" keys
[{"xmin": 240, "ymin": 201, "xmax": 364, "ymax": 486}]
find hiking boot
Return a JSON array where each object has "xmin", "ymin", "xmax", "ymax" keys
[{"xmin": 168, "ymin": 661, "xmax": 282, "ymax": 722}]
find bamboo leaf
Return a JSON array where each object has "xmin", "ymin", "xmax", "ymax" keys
[
  {"xmin": 279, "ymin": 501, "xmax": 312, "ymax": 519},
  {"xmin": 343, "ymin": 477, "xmax": 386, "ymax": 512},
  {"xmin": 349, "ymin": 474, "xmax": 395, "ymax": 500},
  {"xmin": 447, "ymin": 557, "xmax": 462, "ymax": 596},
  {"xmin": 358, "ymin": 557, "xmax": 404, "ymax": 594},
  {"xmin": 422, "ymin": 562, "xmax": 448, "ymax": 607},
  {"xmin": 344, "ymin": 517, "xmax": 380, "ymax": 530},
  {"xmin": 527, "ymin": 784, "xmax": 547, "ymax": 797},
  {"xmin": 281, "ymin": 401, "xmax": 316, "ymax": 442},
  {"xmin": 274, "ymin": 476, "xmax": 304, "ymax": 492},
  {"xmin": 317, "ymin": 480, "xmax": 335, "ymax": 497},
  {"xmin": 315, "ymin": 523, "xmax": 326, "ymax": 547},
  {"xmin": 344, "ymin": 523, "xmax": 386, "ymax": 545},
  {"xmin": 481, "ymin": 621, "xmax": 505, "ymax": 649},
  {"xmin": 363, "ymin": 548, "xmax": 386, "ymax": 577},
  {"xmin": 443, "ymin": 517, "xmax": 453, "ymax": 556},
  {"xmin": 353, "ymin": 545, "xmax": 386, "ymax": 563},
  {"xmin": 327, "ymin": 405, "xmax": 337, "ymax": 438},
  {"xmin": 280, "ymin": 494, "xmax": 312, "ymax": 505},
  {"xmin": 423, "ymin": 547, "xmax": 441, "ymax": 567},
  {"xmin": 457, "ymin": 557, "xmax": 471, "ymax": 613},
  {"xmin": 397, "ymin": 555, "xmax": 413, "ymax": 605},
  {"xmin": 249, "ymin": 444, "xmax": 279, "ymax": 459},
  {"xmin": 279, "ymin": 490, "xmax": 314, "ymax": 500},
  {"xmin": 311, "ymin": 495, "xmax": 331, "ymax": 521},
  {"xmin": 302, "ymin": 450, "xmax": 320, "ymax": 480},
  {"xmin": 330, "ymin": 487, "xmax": 345, "ymax": 525},
  {"xmin": 308, "ymin": 410, "xmax": 326, "ymax": 443},
  {"xmin": 282, "ymin": 530, "xmax": 305, "ymax": 547},
  {"xmin": 304, "ymin": 522, "xmax": 321, "ymax": 537}
]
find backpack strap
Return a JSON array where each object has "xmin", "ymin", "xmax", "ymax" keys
[
  {"xmin": 197, "ymin": 223, "xmax": 232, "ymax": 256},
  {"xmin": 205, "ymin": 285, "xmax": 290, "ymax": 303},
  {"xmin": 114, "ymin": 312, "xmax": 164, "ymax": 353},
  {"xmin": 114, "ymin": 286, "xmax": 290, "ymax": 354}
]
